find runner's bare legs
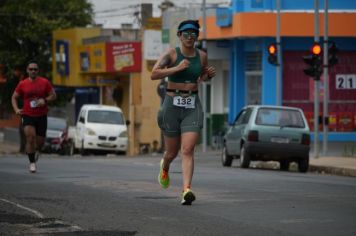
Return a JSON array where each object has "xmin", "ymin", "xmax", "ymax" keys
[
  {"xmin": 36, "ymin": 136, "xmax": 45, "ymax": 152},
  {"xmin": 180, "ymin": 132, "xmax": 199, "ymax": 190},
  {"xmin": 162, "ymin": 136, "xmax": 180, "ymax": 171},
  {"xmin": 24, "ymin": 126, "xmax": 36, "ymax": 153}
]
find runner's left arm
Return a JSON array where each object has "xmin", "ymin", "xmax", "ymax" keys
[
  {"xmin": 37, "ymin": 81, "xmax": 57, "ymax": 106},
  {"xmin": 199, "ymin": 50, "xmax": 216, "ymax": 82}
]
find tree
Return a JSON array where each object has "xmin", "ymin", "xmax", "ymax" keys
[{"xmin": 0, "ymin": 0, "xmax": 93, "ymax": 78}]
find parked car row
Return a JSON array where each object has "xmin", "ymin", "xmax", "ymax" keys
[
  {"xmin": 44, "ymin": 104, "xmax": 311, "ymax": 173},
  {"xmin": 43, "ymin": 104, "xmax": 129, "ymax": 156}
]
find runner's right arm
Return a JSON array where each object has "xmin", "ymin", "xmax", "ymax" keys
[
  {"xmin": 151, "ymin": 48, "xmax": 189, "ymax": 80},
  {"xmin": 11, "ymin": 92, "xmax": 22, "ymax": 115}
]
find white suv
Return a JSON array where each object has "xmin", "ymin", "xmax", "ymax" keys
[{"xmin": 75, "ymin": 104, "xmax": 128, "ymax": 155}]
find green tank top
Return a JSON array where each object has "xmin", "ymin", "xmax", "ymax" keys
[{"xmin": 168, "ymin": 47, "xmax": 202, "ymax": 84}]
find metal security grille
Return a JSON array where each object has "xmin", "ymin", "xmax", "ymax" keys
[
  {"xmin": 245, "ymin": 52, "xmax": 262, "ymax": 105},
  {"xmin": 245, "ymin": 52, "xmax": 262, "ymax": 71}
]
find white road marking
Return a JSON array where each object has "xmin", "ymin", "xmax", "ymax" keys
[
  {"xmin": 0, "ymin": 198, "xmax": 83, "ymax": 232},
  {"xmin": 0, "ymin": 198, "xmax": 44, "ymax": 218}
]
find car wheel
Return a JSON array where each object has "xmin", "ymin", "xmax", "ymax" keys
[
  {"xmin": 59, "ymin": 148, "xmax": 66, "ymax": 155},
  {"xmin": 240, "ymin": 144, "xmax": 250, "ymax": 168},
  {"xmin": 298, "ymin": 157, "xmax": 309, "ymax": 173},
  {"xmin": 80, "ymin": 140, "xmax": 88, "ymax": 156},
  {"xmin": 65, "ymin": 141, "xmax": 74, "ymax": 156},
  {"xmin": 280, "ymin": 160, "xmax": 289, "ymax": 171},
  {"xmin": 221, "ymin": 145, "xmax": 233, "ymax": 167},
  {"xmin": 115, "ymin": 151, "xmax": 126, "ymax": 155}
]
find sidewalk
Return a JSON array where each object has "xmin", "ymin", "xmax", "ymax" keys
[
  {"xmin": 309, "ymin": 156, "xmax": 356, "ymax": 177},
  {"xmin": 1, "ymin": 139, "xmax": 355, "ymax": 178},
  {"xmin": 0, "ymin": 141, "xmax": 20, "ymax": 155}
]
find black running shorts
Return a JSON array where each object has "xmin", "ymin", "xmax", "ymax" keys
[{"xmin": 22, "ymin": 115, "xmax": 47, "ymax": 137}]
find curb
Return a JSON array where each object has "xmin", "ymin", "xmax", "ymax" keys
[
  {"xmin": 309, "ymin": 165, "xmax": 356, "ymax": 178},
  {"xmin": 0, "ymin": 142, "xmax": 20, "ymax": 155},
  {"xmin": 1, "ymin": 143, "xmax": 355, "ymax": 178}
]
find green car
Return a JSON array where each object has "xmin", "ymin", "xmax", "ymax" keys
[{"xmin": 222, "ymin": 105, "xmax": 310, "ymax": 172}]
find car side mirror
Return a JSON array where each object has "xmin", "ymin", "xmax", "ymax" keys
[
  {"xmin": 126, "ymin": 120, "xmax": 131, "ymax": 126},
  {"xmin": 79, "ymin": 117, "xmax": 85, "ymax": 123}
]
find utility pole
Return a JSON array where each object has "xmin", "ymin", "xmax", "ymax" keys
[
  {"xmin": 276, "ymin": 0, "xmax": 281, "ymax": 106},
  {"xmin": 322, "ymin": 0, "xmax": 329, "ymax": 155},
  {"xmin": 314, "ymin": 0, "xmax": 320, "ymax": 158},
  {"xmin": 202, "ymin": 0, "xmax": 207, "ymax": 152}
]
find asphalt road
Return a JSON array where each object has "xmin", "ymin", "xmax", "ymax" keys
[{"xmin": 1, "ymin": 152, "xmax": 356, "ymax": 236}]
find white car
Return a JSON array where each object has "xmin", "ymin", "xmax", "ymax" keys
[{"xmin": 74, "ymin": 104, "xmax": 128, "ymax": 155}]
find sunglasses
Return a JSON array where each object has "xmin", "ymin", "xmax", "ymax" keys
[
  {"xmin": 182, "ymin": 31, "xmax": 198, "ymax": 39},
  {"xmin": 28, "ymin": 68, "xmax": 38, "ymax": 71}
]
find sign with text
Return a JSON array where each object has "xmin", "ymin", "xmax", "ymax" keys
[
  {"xmin": 106, "ymin": 42, "xmax": 141, "ymax": 72},
  {"xmin": 144, "ymin": 30, "xmax": 163, "ymax": 60},
  {"xmin": 162, "ymin": 29, "xmax": 170, "ymax": 44},
  {"xmin": 336, "ymin": 74, "xmax": 356, "ymax": 89},
  {"xmin": 144, "ymin": 17, "xmax": 162, "ymax": 30},
  {"xmin": 216, "ymin": 7, "xmax": 232, "ymax": 27}
]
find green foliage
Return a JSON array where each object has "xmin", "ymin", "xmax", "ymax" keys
[{"xmin": 0, "ymin": 0, "xmax": 93, "ymax": 78}]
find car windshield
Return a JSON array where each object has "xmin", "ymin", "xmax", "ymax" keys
[
  {"xmin": 256, "ymin": 108, "xmax": 305, "ymax": 128},
  {"xmin": 87, "ymin": 110, "xmax": 124, "ymax": 124},
  {"xmin": 48, "ymin": 118, "xmax": 67, "ymax": 131}
]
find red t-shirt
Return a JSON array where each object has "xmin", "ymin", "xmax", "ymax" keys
[{"xmin": 15, "ymin": 77, "xmax": 54, "ymax": 117}]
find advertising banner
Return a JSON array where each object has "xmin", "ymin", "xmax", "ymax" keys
[
  {"xmin": 106, "ymin": 42, "xmax": 141, "ymax": 73},
  {"xmin": 55, "ymin": 40, "xmax": 69, "ymax": 76}
]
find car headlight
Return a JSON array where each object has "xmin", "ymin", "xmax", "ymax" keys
[
  {"xmin": 86, "ymin": 128, "xmax": 96, "ymax": 135},
  {"xmin": 119, "ymin": 131, "xmax": 127, "ymax": 138}
]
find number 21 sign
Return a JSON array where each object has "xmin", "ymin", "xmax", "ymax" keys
[{"xmin": 336, "ymin": 74, "xmax": 356, "ymax": 89}]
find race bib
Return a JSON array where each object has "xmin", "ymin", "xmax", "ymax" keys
[
  {"xmin": 30, "ymin": 100, "xmax": 38, "ymax": 108},
  {"xmin": 173, "ymin": 96, "xmax": 195, "ymax": 108}
]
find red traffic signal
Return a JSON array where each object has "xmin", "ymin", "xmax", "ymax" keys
[
  {"xmin": 303, "ymin": 42, "xmax": 323, "ymax": 80},
  {"xmin": 267, "ymin": 43, "xmax": 278, "ymax": 66},
  {"xmin": 311, "ymin": 43, "xmax": 322, "ymax": 55},
  {"xmin": 268, "ymin": 44, "xmax": 277, "ymax": 55}
]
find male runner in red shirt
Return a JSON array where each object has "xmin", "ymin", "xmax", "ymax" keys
[{"xmin": 11, "ymin": 61, "xmax": 56, "ymax": 173}]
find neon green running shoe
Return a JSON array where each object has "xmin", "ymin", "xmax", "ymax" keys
[
  {"xmin": 158, "ymin": 159, "xmax": 170, "ymax": 188},
  {"xmin": 181, "ymin": 188, "xmax": 196, "ymax": 205}
]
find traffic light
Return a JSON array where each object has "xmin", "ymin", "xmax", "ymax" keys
[
  {"xmin": 267, "ymin": 43, "xmax": 278, "ymax": 66},
  {"xmin": 303, "ymin": 43, "xmax": 323, "ymax": 80},
  {"xmin": 328, "ymin": 42, "xmax": 338, "ymax": 67}
]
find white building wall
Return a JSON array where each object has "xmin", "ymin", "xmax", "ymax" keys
[{"xmin": 206, "ymin": 41, "xmax": 230, "ymax": 114}]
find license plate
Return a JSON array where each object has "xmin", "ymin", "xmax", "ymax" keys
[
  {"xmin": 173, "ymin": 96, "xmax": 195, "ymax": 108},
  {"xmin": 271, "ymin": 137, "xmax": 290, "ymax": 143},
  {"xmin": 99, "ymin": 142, "xmax": 114, "ymax": 147}
]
